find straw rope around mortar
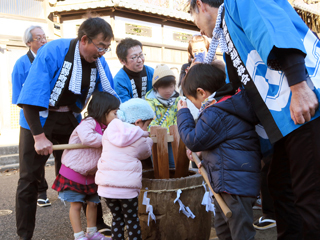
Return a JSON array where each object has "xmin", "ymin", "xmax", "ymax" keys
[
  {"xmin": 141, "ymin": 181, "xmax": 215, "ymax": 225},
  {"xmin": 140, "ymin": 183, "xmax": 206, "ymax": 194}
]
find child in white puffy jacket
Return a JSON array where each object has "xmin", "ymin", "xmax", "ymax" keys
[
  {"xmin": 95, "ymin": 98, "xmax": 154, "ymax": 240},
  {"xmin": 52, "ymin": 92, "xmax": 120, "ymax": 240}
]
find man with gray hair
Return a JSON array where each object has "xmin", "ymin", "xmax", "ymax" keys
[
  {"xmin": 188, "ymin": 0, "xmax": 320, "ymax": 239},
  {"xmin": 12, "ymin": 25, "xmax": 50, "ymax": 208}
]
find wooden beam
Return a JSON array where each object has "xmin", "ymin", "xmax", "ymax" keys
[
  {"xmin": 56, "ymin": 7, "xmax": 198, "ymax": 31},
  {"xmin": 174, "ymin": 138, "xmax": 189, "ymax": 178},
  {"xmin": 151, "ymin": 134, "xmax": 173, "ymax": 143},
  {"xmin": 150, "ymin": 126, "xmax": 161, "ymax": 179},
  {"xmin": 169, "ymin": 125, "xmax": 179, "ymax": 168},
  {"xmin": 156, "ymin": 127, "xmax": 170, "ymax": 179},
  {"xmin": 114, "ymin": 37, "xmax": 187, "ymax": 52}
]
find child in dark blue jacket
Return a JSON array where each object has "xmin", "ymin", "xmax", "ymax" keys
[{"xmin": 177, "ymin": 64, "xmax": 261, "ymax": 240}]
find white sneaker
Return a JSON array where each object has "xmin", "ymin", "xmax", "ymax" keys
[{"xmin": 37, "ymin": 198, "xmax": 51, "ymax": 207}]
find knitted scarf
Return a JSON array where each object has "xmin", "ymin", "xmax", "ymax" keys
[
  {"xmin": 155, "ymin": 91, "xmax": 178, "ymax": 108},
  {"xmin": 69, "ymin": 41, "xmax": 120, "ymax": 101}
]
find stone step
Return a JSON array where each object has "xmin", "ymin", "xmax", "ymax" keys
[
  {"xmin": 0, "ymin": 145, "xmax": 55, "ymax": 168},
  {"xmin": 0, "ymin": 145, "xmax": 19, "ymax": 155},
  {"xmin": 0, "ymin": 153, "xmax": 19, "ymax": 165},
  {"xmin": 0, "ymin": 158, "xmax": 54, "ymax": 172},
  {"xmin": 0, "ymin": 153, "xmax": 54, "ymax": 165}
]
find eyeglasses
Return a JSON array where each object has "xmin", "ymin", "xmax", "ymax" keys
[
  {"xmin": 33, "ymin": 36, "xmax": 47, "ymax": 42},
  {"xmin": 129, "ymin": 53, "xmax": 146, "ymax": 61},
  {"xmin": 87, "ymin": 36, "xmax": 111, "ymax": 53}
]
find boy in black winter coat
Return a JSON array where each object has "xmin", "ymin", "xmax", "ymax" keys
[{"xmin": 177, "ymin": 64, "xmax": 261, "ymax": 240}]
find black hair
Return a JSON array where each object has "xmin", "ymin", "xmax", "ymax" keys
[
  {"xmin": 85, "ymin": 92, "xmax": 120, "ymax": 125},
  {"xmin": 189, "ymin": 0, "xmax": 224, "ymax": 14},
  {"xmin": 181, "ymin": 64, "xmax": 226, "ymax": 99},
  {"xmin": 78, "ymin": 17, "xmax": 114, "ymax": 42},
  {"xmin": 141, "ymin": 119, "xmax": 153, "ymax": 124},
  {"xmin": 153, "ymin": 76, "xmax": 176, "ymax": 91},
  {"xmin": 116, "ymin": 38, "xmax": 143, "ymax": 63}
]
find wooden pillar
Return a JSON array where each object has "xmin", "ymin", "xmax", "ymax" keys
[
  {"xmin": 156, "ymin": 127, "xmax": 170, "ymax": 179},
  {"xmin": 150, "ymin": 126, "xmax": 161, "ymax": 178},
  {"xmin": 169, "ymin": 125, "xmax": 179, "ymax": 167},
  {"xmin": 174, "ymin": 138, "xmax": 189, "ymax": 178}
]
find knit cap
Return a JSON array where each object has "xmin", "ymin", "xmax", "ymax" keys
[
  {"xmin": 117, "ymin": 98, "xmax": 155, "ymax": 124},
  {"xmin": 152, "ymin": 64, "xmax": 175, "ymax": 86}
]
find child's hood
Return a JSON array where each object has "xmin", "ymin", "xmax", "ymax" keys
[
  {"xmin": 106, "ymin": 118, "xmax": 148, "ymax": 147},
  {"xmin": 212, "ymin": 90, "xmax": 259, "ymax": 125},
  {"xmin": 145, "ymin": 89, "xmax": 156, "ymax": 100}
]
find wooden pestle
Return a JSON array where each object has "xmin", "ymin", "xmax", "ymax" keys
[{"xmin": 191, "ymin": 152, "xmax": 232, "ymax": 218}]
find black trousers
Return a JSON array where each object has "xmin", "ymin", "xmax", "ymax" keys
[
  {"xmin": 214, "ymin": 193, "xmax": 256, "ymax": 240},
  {"xmin": 16, "ymin": 112, "xmax": 77, "ymax": 239},
  {"xmin": 268, "ymin": 117, "xmax": 320, "ymax": 239},
  {"xmin": 261, "ymin": 155, "xmax": 275, "ymax": 219}
]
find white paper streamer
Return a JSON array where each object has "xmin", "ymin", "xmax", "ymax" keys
[
  {"xmin": 174, "ymin": 189, "xmax": 195, "ymax": 219},
  {"xmin": 142, "ymin": 189, "xmax": 156, "ymax": 226},
  {"xmin": 201, "ymin": 181, "xmax": 215, "ymax": 215}
]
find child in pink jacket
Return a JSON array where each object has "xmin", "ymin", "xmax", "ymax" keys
[
  {"xmin": 52, "ymin": 92, "xmax": 120, "ymax": 240},
  {"xmin": 95, "ymin": 98, "xmax": 154, "ymax": 240}
]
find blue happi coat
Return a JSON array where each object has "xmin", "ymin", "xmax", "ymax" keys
[
  {"xmin": 224, "ymin": 0, "xmax": 320, "ymax": 143},
  {"xmin": 16, "ymin": 38, "xmax": 115, "ymax": 130},
  {"xmin": 12, "ymin": 52, "xmax": 36, "ymax": 128},
  {"xmin": 114, "ymin": 66, "xmax": 154, "ymax": 103}
]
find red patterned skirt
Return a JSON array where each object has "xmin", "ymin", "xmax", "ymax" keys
[{"xmin": 52, "ymin": 174, "xmax": 97, "ymax": 195}]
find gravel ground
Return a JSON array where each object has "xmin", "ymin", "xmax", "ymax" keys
[{"xmin": 0, "ymin": 165, "xmax": 276, "ymax": 240}]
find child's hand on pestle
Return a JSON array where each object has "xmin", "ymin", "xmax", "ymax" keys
[
  {"xmin": 186, "ymin": 149, "xmax": 193, "ymax": 161},
  {"xmin": 187, "ymin": 149, "xmax": 202, "ymax": 161},
  {"xmin": 187, "ymin": 149, "xmax": 202, "ymax": 174},
  {"xmin": 178, "ymin": 98, "xmax": 188, "ymax": 111}
]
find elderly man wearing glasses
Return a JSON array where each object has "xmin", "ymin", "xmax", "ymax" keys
[
  {"xmin": 114, "ymin": 38, "xmax": 154, "ymax": 102},
  {"xmin": 12, "ymin": 26, "xmax": 50, "ymax": 207},
  {"xmin": 14, "ymin": 17, "xmax": 117, "ymax": 240}
]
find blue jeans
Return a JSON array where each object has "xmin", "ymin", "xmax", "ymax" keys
[{"xmin": 59, "ymin": 190, "xmax": 100, "ymax": 204}]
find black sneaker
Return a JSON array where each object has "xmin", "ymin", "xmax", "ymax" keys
[
  {"xmin": 37, "ymin": 198, "xmax": 51, "ymax": 207},
  {"xmin": 97, "ymin": 224, "xmax": 111, "ymax": 237},
  {"xmin": 253, "ymin": 216, "xmax": 276, "ymax": 230}
]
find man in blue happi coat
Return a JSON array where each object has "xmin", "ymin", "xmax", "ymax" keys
[
  {"xmin": 15, "ymin": 18, "xmax": 117, "ymax": 240},
  {"xmin": 188, "ymin": 0, "xmax": 320, "ymax": 239},
  {"xmin": 114, "ymin": 38, "xmax": 154, "ymax": 102},
  {"xmin": 12, "ymin": 25, "xmax": 52, "ymax": 208}
]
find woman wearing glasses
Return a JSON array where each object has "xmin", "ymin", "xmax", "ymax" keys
[{"xmin": 114, "ymin": 38, "xmax": 154, "ymax": 103}]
